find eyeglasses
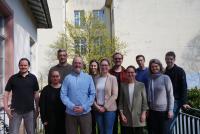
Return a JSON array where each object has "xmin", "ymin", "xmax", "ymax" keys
[
  {"xmin": 101, "ymin": 64, "xmax": 109, "ymax": 66},
  {"xmin": 114, "ymin": 58, "xmax": 123, "ymax": 60}
]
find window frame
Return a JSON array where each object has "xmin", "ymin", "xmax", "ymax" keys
[
  {"xmin": 74, "ymin": 10, "xmax": 85, "ymax": 27},
  {"xmin": 0, "ymin": 15, "xmax": 5, "ymax": 95}
]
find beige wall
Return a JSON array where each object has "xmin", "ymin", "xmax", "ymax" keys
[
  {"xmin": 66, "ymin": 0, "xmax": 111, "ymax": 36},
  {"xmin": 37, "ymin": 0, "xmax": 66, "ymax": 83},
  {"xmin": 112, "ymin": 0, "xmax": 200, "ymax": 70}
]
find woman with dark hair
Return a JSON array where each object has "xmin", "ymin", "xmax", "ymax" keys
[
  {"xmin": 89, "ymin": 59, "xmax": 100, "ymax": 79},
  {"xmin": 89, "ymin": 59, "xmax": 100, "ymax": 134},
  {"xmin": 118, "ymin": 65, "xmax": 148, "ymax": 134},
  {"xmin": 147, "ymin": 59, "xmax": 174, "ymax": 134},
  {"xmin": 39, "ymin": 70, "xmax": 66, "ymax": 134},
  {"xmin": 94, "ymin": 58, "xmax": 118, "ymax": 134}
]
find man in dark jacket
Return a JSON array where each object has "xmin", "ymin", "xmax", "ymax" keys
[{"xmin": 164, "ymin": 51, "xmax": 190, "ymax": 134}]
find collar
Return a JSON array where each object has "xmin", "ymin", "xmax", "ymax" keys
[
  {"xmin": 72, "ymin": 70, "xmax": 83, "ymax": 76},
  {"xmin": 17, "ymin": 71, "xmax": 30, "ymax": 77},
  {"xmin": 137, "ymin": 67, "xmax": 148, "ymax": 71},
  {"xmin": 110, "ymin": 66, "xmax": 126, "ymax": 73}
]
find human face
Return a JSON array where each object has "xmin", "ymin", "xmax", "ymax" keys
[
  {"xmin": 165, "ymin": 55, "xmax": 175, "ymax": 68},
  {"xmin": 136, "ymin": 57, "xmax": 145, "ymax": 68},
  {"xmin": 100, "ymin": 60, "xmax": 110, "ymax": 75},
  {"xmin": 90, "ymin": 62, "xmax": 98, "ymax": 75},
  {"xmin": 113, "ymin": 54, "xmax": 123, "ymax": 66},
  {"xmin": 150, "ymin": 63, "xmax": 161, "ymax": 74},
  {"xmin": 73, "ymin": 57, "xmax": 83, "ymax": 74},
  {"xmin": 19, "ymin": 60, "xmax": 29, "ymax": 74},
  {"xmin": 58, "ymin": 51, "xmax": 67, "ymax": 64},
  {"xmin": 51, "ymin": 71, "xmax": 61, "ymax": 85},
  {"xmin": 126, "ymin": 68, "xmax": 136, "ymax": 81}
]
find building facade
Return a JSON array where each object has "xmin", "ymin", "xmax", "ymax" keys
[{"xmin": 0, "ymin": 0, "xmax": 52, "ymax": 102}]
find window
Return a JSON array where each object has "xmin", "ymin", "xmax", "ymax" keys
[
  {"xmin": 74, "ymin": 38, "xmax": 87, "ymax": 55},
  {"xmin": 94, "ymin": 36, "xmax": 103, "ymax": 46},
  {"xmin": 93, "ymin": 10, "xmax": 104, "ymax": 22},
  {"xmin": 74, "ymin": 10, "xmax": 85, "ymax": 27},
  {"xmin": 0, "ymin": 15, "xmax": 5, "ymax": 94}
]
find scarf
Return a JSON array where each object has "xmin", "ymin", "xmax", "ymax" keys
[{"xmin": 148, "ymin": 73, "xmax": 162, "ymax": 103}]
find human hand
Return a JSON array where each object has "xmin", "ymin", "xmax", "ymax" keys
[
  {"xmin": 182, "ymin": 104, "xmax": 191, "ymax": 110},
  {"xmin": 35, "ymin": 109, "xmax": 39, "ymax": 118},
  {"xmin": 168, "ymin": 111, "xmax": 173, "ymax": 119},
  {"xmin": 140, "ymin": 112, "xmax": 146, "ymax": 123},
  {"xmin": 98, "ymin": 106, "xmax": 105, "ymax": 113},
  {"xmin": 5, "ymin": 108, "xmax": 14, "ymax": 119},
  {"xmin": 73, "ymin": 106, "xmax": 84, "ymax": 113},
  {"xmin": 120, "ymin": 113, "xmax": 127, "ymax": 124}
]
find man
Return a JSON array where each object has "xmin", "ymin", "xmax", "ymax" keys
[
  {"xmin": 3, "ymin": 58, "xmax": 39, "ymax": 134},
  {"xmin": 48, "ymin": 49, "xmax": 72, "ymax": 83},
  {"xmin": 60, "ymin": 56, "xmax": 96, "ymax": 134},
  {"xmin": 164, "ymin": 51, "xmax": 190, "ymax": 133},
  {"xmin": 110, "ymin": 52, "xmax": 126, "ymax": 134},
  {"xmin": 135, "ymin": 55, "xmax": 149, "ymax": 90}
]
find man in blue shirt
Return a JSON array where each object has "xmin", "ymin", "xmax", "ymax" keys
[
  {"xmin": 61, "ymin": 56, "xmax": 96, "ymax": 134},
  {"xmin": 135, "ymin": 55, "xmax": 149, "ymax": 90}
]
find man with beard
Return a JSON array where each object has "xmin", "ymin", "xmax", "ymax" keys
[
  {"xmin": 48, "ymin": 49, "xmax": 72, "ymax": 83},
  {"xmin": 61, "ymin": 56, "xmax": 96, "ymax": 134},
  {"xmin": 110, "ymin": 52, "xmax": 126, "ymax": 134}
]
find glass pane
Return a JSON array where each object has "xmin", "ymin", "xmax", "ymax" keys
[{"xmin": 74, "ymin": 11, "xmax": 80, "ymax": 26}]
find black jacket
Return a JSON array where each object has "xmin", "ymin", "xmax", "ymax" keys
[{"xmin": 165, "ymin": 64, "xmax": 187, "ymax": 105}]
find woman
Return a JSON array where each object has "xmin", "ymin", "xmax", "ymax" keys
[
  {"xmin": 89, "ymin": 59, "xmax": 100, "ymax": 134},
  {"xmin": 148, "ymin": 59, "xmax": 174, "ymax": 134},
  {"xmin": 89, "ymin": 59, "xmax": 100, "ymax": 79},
  {"xmin": 94, "ymin": 58, "xmax": 118, "ymax": 134},
  {"xmin": 39, "ymin": 70, "xmax": 66, "ymax": 134},
  {"xmin": 118, "ymin": 66, "xmax": 148, "ymax": 134}
]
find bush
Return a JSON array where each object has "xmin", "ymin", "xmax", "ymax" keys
[
  {"xmin": 188, "ymin": 87, "xmax": 200, "ymax": 109},
  {"xmin": 183, "ymin": 87, "xmax": 200, "ymax": 117}
]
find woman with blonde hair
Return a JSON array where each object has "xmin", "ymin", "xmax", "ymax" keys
[{"xmin": 94, "ymin": 58, "xmax": 118, "ymax": 134}]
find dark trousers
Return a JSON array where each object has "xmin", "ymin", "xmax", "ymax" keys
[
  {"xmin": 123, "ymin": 126, "xmax": 144, "ymax": 134},
  {"xmin": 148, "ymin": 110, "xmax": 171, "ymax": 134},
  {"xmin": 65, "ymin": 112, "xmax": 92, "ymax": 134},
  {"xmin": 113, "ymin": 110, "xmax": 125, "ymax": 134},
  {"xmin": 91, "ymin": 110, "xmax": 98, "ymax": 134}
]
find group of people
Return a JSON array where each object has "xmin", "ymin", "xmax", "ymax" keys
[{"xmin": 3, "ymin": 49, "xmax": 190, "ymax": 134}]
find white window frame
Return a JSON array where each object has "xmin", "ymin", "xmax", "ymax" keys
[
  {"xmin": 74, "ymin": 38, "xmax": 87, "ymax": 55},
  {"xmin": 93, "ymin": 10, "xmax": 105, "ymax": 22},
  {"xmin": 74, "ymin": 10, "xmax": 84, "ymax": 27}
]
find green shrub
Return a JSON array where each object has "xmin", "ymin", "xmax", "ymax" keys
[
  {"xmin": 188, "ymin": 87, "xmax": 200, "ymax": 109},
  {"xmin": 183, "ymin": 87, "xmax": 200, "ymax": 117}
]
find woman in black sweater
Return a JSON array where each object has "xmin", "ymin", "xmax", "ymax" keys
[{"xmin": 39, "ymin": 70, "xmax": 66, "ymax": 134}]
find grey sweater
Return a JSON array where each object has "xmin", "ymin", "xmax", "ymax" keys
[{"xmin": 148, "ymin": 74, "xmax": 174, "ymax": 112}]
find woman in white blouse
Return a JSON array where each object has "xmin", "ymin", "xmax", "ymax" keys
[
  {"xmin": 118, "ymin": 66, "xmax": 148, "ymax": 134},
  {"xmin": 94, "ymin": 58, "xmax": 118, "ymax": 134}
]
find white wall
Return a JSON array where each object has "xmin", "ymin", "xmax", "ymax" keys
[
  {"xmin": 66, "ymin": 0, "xmax": 111, "ymax": 34},
  {"xmin": 112, "ymin": 0, "xmax": 200, "ymax": 70},
  {"xmin": 6, "ymin": 0, "xmax": 37, "ymax": 73},
  {"xmin": 37, "ymin": 0, "xmax": 65, "ymax": 82}
]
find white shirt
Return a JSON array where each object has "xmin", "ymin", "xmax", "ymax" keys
[
  {"xmin": 128, "ymin": 83, "xmax": 135, "ymax": 106},
  {"xmin": 96, "ymin": 77, "xmax": 107, "ymax": 105}
]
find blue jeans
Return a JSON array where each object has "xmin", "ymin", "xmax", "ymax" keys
[
  {"xmin": 169, "ymin": 100, "xmax": 182, "ymax": 134},
  {"xmin": 95, "ymin": 111, "xmax": 116, "ymax": 134}
]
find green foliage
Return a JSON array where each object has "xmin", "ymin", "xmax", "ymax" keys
[
  {"xmin": 183, "ymin": 87, "xmax": 200, "ymax": 117},
  {"xmin": 188, "ymin": 87, "xmax": 200, "ymax": 109},
  {"xmin": 50, "ymin": 12, "xmax": 126, "ymax": 65}
]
